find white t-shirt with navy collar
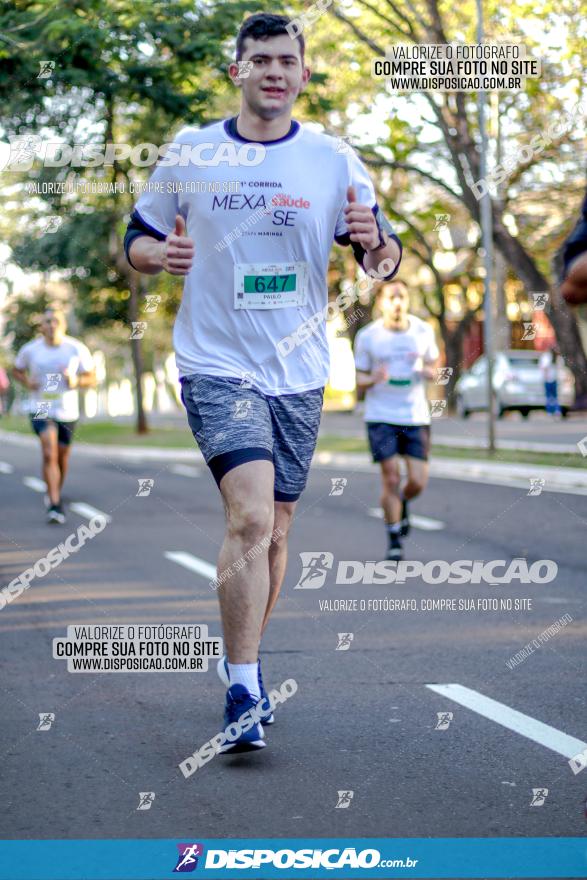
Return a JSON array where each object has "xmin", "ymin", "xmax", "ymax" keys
[
  {"xmin": 354, "ymin": 316, "xmax": 439, "ymax": 425},
  {"xmin": 130, "ymin": 118, "xmax": 399, "ymax": 395},
  {"xmin": 14, "ymin": 335, "xmax": 94, "ymax": 421}
]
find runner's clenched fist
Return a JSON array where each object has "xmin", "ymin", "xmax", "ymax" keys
[{"xmin": 371, "ymin": 363, "xmax": 389, "ymax": 384}]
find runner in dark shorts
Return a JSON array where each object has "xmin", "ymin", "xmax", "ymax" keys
[
  {"xmin": 124, "ymin": 13, "xmax": 402, "ymax": 752},
  {"xmin": 355, "ymin": 281, "xmax": 438, "ymax": 561},
  {"xmin": 367, "ymin": 422, "xmax": 431, "ymax": 464},
  {"xmin": 13, "ymin": 308, "xmax": 95, "ymax": 524},
  {"xmin": 30, "ymin": 417, "xmax": 77, "ymax": 447},
  {"xmin": 180, "ymin": 373, "xmax": 324, "ymax": 501}
]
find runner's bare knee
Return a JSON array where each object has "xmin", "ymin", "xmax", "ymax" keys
[
  {"xmin": 227, "ymin": 499, "xmax": 274, "ymax": 546},
  {"xmin": 381, "ymin": 460, "xmax": 401, "ymax": 494}
]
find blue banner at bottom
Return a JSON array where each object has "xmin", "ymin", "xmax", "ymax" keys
[{"xmin": 0, "ymin": 838, "xmax": 585, "ymax": 879}]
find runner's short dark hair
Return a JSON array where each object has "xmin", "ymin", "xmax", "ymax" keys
[{"xmin": 236, "ymin": 13, "xmax": 305, "ymax": 61}]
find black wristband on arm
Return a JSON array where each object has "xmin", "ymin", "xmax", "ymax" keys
[{"xmin": 124, "ymin": 210, "xmax": 167, "ymax": 270}]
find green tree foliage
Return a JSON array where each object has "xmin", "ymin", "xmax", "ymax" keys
[{"xmin": 0, "ymin": 0, "xmax": 259, "ymax": 429}]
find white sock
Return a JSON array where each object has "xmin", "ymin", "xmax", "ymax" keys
[{"xmin": 228, "ymin": 662, "xmax": 260, "ymax": 699}]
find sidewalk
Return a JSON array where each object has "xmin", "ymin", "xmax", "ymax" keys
[{"xmin": 320, "ymin": 409, "xmax": 587, "ymax": 454}]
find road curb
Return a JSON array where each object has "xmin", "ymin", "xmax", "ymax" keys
[
  {"xmin": 433, "ymin": 435, "xmax": 580, "ymax": 454},
  {"xmin": 314, "ymin": 450, "xmax": 587, "ymax": 495},
  {"xmin": 0, "ymin": 428, "xmax": 203, "ymax": 463},
  {"xmin": 2, "ymin": 429, "xmax": 585, "ymax": 493}
]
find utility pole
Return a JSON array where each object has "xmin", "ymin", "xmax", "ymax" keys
[{"xmin": 476, "ymin": 0, "xmax": 496, "ymax": 452}]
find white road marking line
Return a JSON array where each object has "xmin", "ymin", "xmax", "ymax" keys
[
  {"xmin": 368, "ymin": 508, "xmax": 445, "ymax": 530},
  {"xmin": 170, "ymin": 464, "xmax": 201, "ymax": 478},
  {"xmin": 426, "ymin": 683, "xmax": 587, "ymax": 759},
  {"xmin": 410, "ymin": 514, "xmax": 445, "ymax": 531},
  {"xmin": 69, "ymin": 502, "xmax": 112, "ymax": 524},
  {"xmin": 0, "ymin": 461, "xmax": 14, "ymax": 474},
  {"xmin": 23, "ymin": 476, "xmax": 45, "ymax": 492},
  {"xmin": 165, "ymin": 551, "xmax": 217, "ymax": 581}
]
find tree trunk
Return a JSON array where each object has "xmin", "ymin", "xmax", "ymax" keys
[
  {"xmin": 494, "ymin": 251, "xmax": 510, "ymax": 351},
  {"xmin": 549, "ymin": 248, "xmax": 587, "ymax": 403},
  {"xmin": 440, "ymin": 310, "xmax": 479, "ymax": 407},
  {"xmin": 331, "ymin": 3, "xmax": 587, "ymax": 401},
  {"xmin": 493, "ymin": 216, "xmax": 587, "ymax": 399},
  {"xmin": 129, "ymin": 275, "xmax": 148, "ymax": 434},
  {"xmin": 440, "ymin": 324, "xmax": 461, "ymax": 406}
]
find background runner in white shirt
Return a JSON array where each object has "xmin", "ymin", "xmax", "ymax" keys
[
  {"xmin": 355, "ymin": 281, "xmax": 438, "ymax": 561},
  {"xmin": 13, "ymin": 308, "xmax": 95, "ymax": 524}
]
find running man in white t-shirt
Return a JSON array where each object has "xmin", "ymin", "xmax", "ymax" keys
[
  {"xmin": 355, "ymin": 282, "xmax": 439, "ymax": 561},
  {"xmin": 13, "ymin": 308, "xmax": 95, "ymax": 524},
  {"xmin": 124, "ymin": 13, "xmax": 402, "ymax": 752}
]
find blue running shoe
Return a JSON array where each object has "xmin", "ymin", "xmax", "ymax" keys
[
  {"xmin": 219, "ymin": 684, "xmax": 266, "ymax": 753},
  {"xmin": 216, "ymin": 655, "xmax": 275, "ymax": 725}
]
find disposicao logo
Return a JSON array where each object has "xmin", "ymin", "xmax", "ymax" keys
[{"xmin": 173, "ymin": 843, "xmax": 204, "ymax": 872}]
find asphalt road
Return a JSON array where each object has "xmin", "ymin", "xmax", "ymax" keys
[{"xmin": 0, "ymin": 437, "xmax": 586, "ymax": 844}]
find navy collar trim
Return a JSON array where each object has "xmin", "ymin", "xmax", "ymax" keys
[{"xmin": 224, "ymin": 115, "xmax": 300, "ymax": 145}]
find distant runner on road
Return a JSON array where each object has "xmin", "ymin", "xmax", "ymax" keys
[
  {"xmin": 354, "ymin": 281, "xmax": 438, "ymax": 561},
  {"xmin": 12, "ymin": 307, "xmax": 95, "ymax": 524}
]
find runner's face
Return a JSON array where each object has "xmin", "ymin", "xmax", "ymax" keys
[
  {"xmin": 380, "ymin": 287, "xmax": 409, "ymax": 324},
  {"xmin": 235, "ymin": 35, "xmax": 309, "ymax": 120},
  {"xmin": 42, "ymin": 312, "xmax": 66, "ymax": 344}
]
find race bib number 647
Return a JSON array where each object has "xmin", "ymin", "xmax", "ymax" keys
[{"xmin": 234, "ymin": 261, "xmax": 308, "ymax": 310}]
